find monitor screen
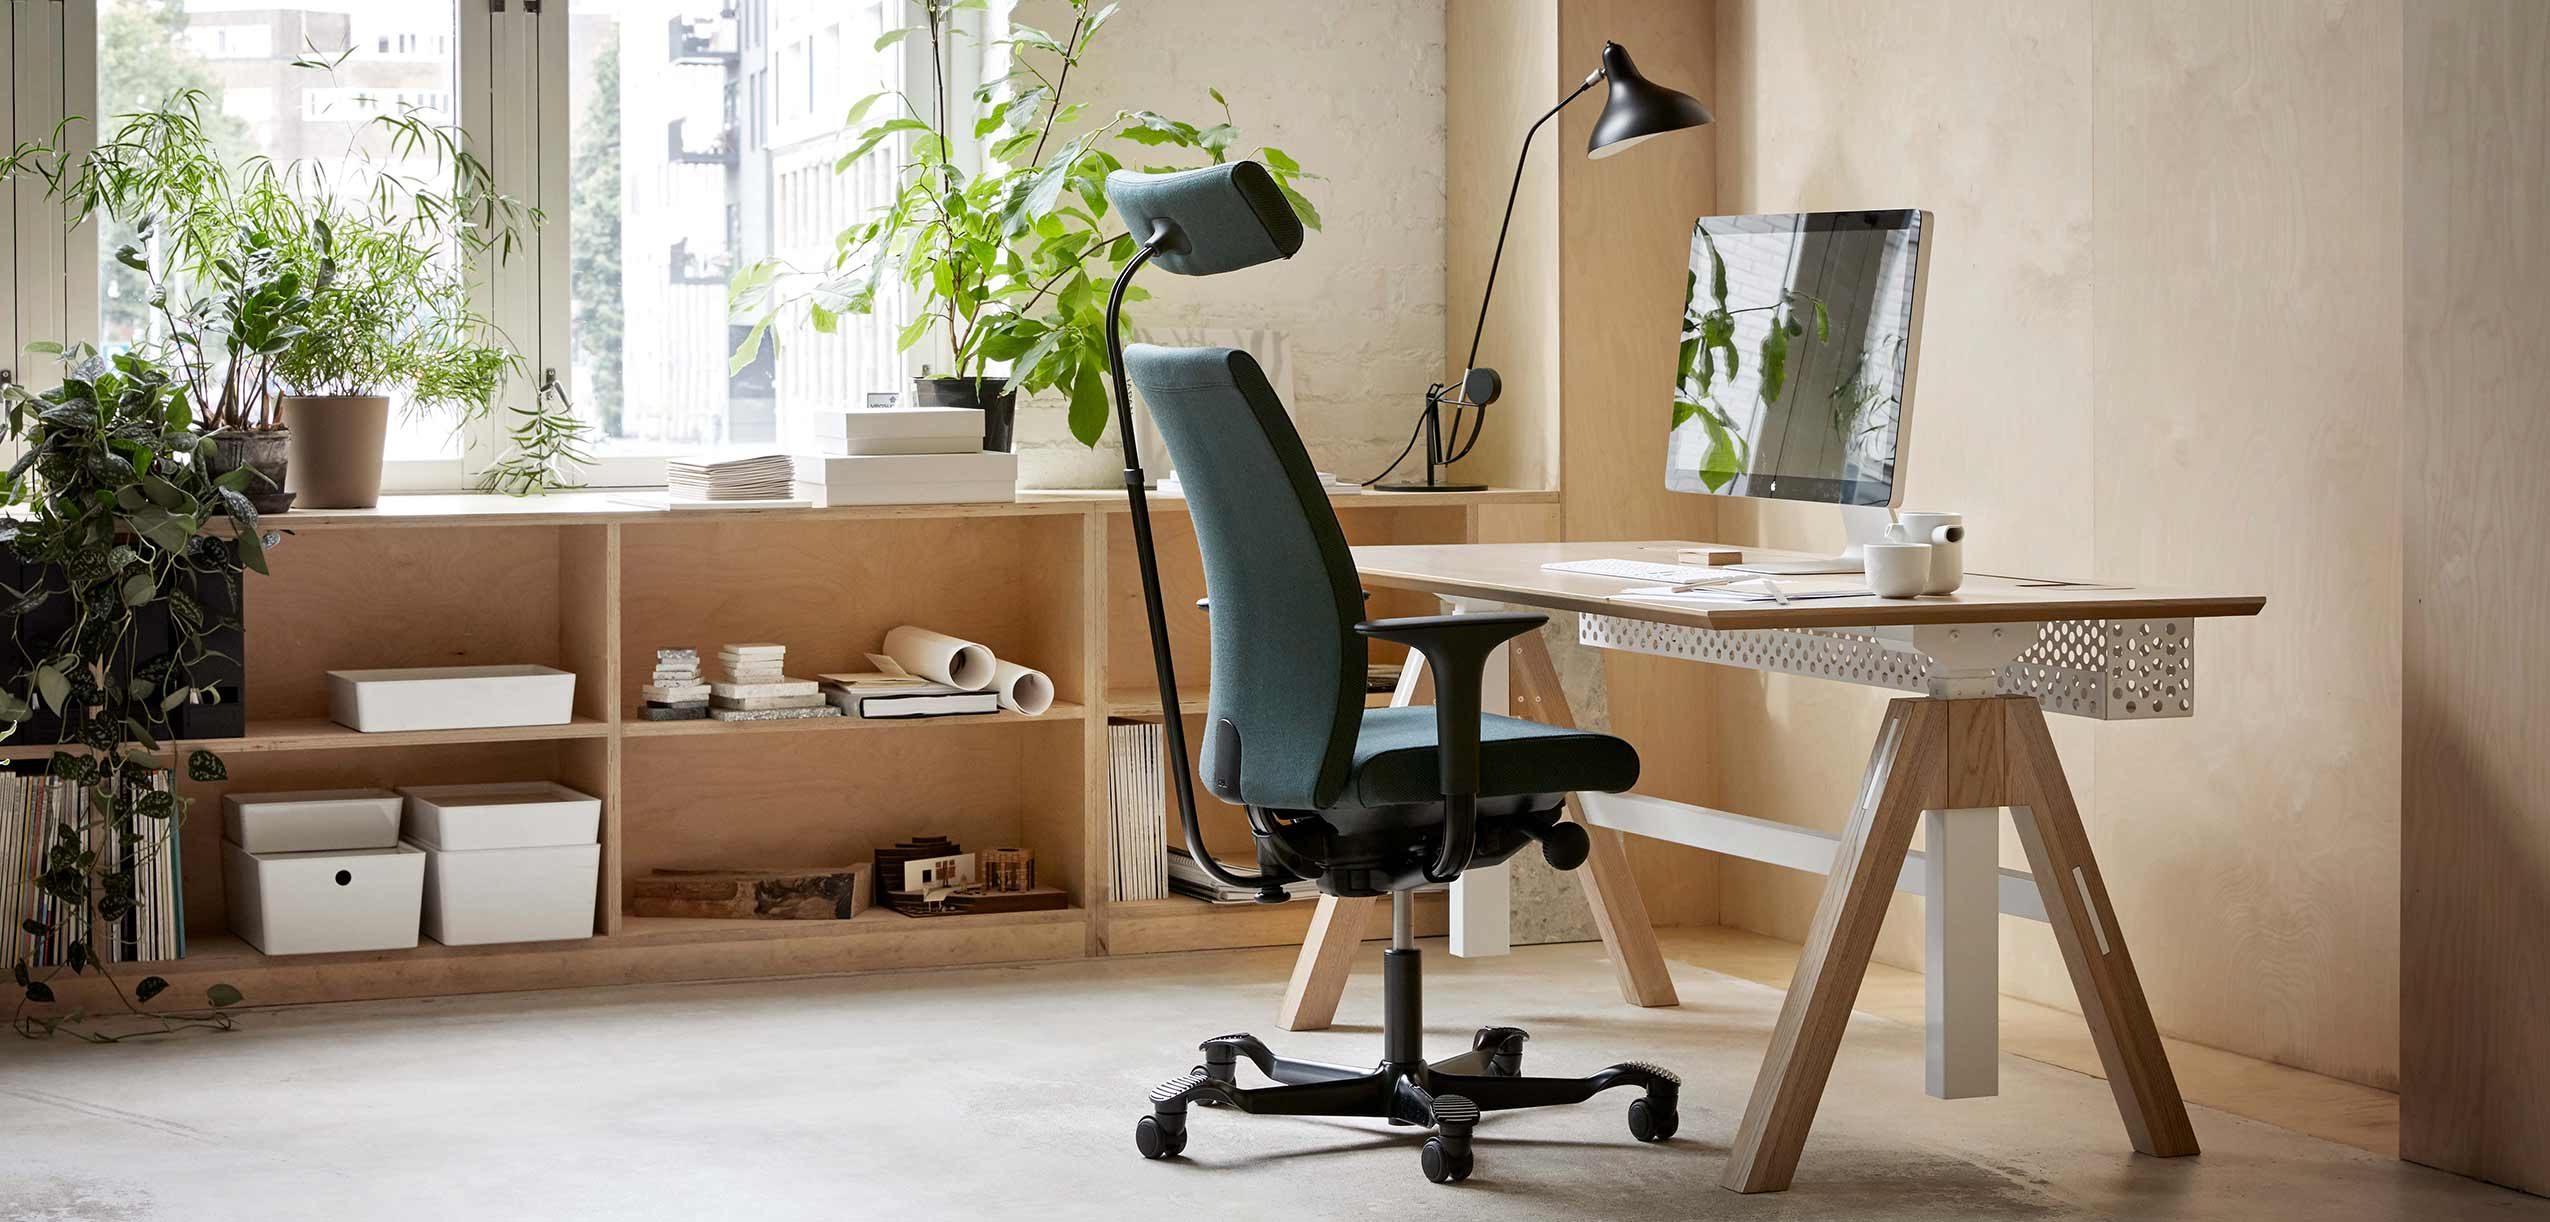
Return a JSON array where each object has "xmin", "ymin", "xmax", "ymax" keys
[{"xmin": 1664, "ymin": 209, "xmax": 1926, "ymax": 506}]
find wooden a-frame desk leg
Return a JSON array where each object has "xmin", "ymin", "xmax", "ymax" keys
[
  {"xmin": 1277, "ymin": 629, "xmax": 1678, "ymax": 1031},
  {"xmin": 1719, "ymin": 695, "xmax": 2197, "ymax": 1193}
]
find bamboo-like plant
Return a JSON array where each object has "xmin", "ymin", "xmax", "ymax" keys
[{"xmin": 729, "ymin": 0, "xmax": 1320, "ymax": 446}]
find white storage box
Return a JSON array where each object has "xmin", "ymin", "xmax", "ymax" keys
[
  {"xmin": 327, "ymin": 664, "xmax": 577, "ymax": 733},
  {"xmin": 814, "ymin": 406, "xmax": 983, "ymax": 455},
  {"xmin": 224, "ymin": 841, "xmax": 425, "ymax": 955},
  {"xmin": 792, "ymin": 450, "xmax": 1018, "ymax": 506},
  {"xmin": 398, "ymin": 782, "xmax": 602, "ymax": 851},
  {"xmin": 412, "ymin": 840, "xmax": 601, "ymax": 946},
  {"xmin": 224, "ymin": 788, "xmax": 403, "ymax": 854}
]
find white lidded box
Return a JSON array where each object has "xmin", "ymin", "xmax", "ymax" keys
[
  {"xmin": 224, "ymin": 788, "xmax": 403, "ymax": 854},
  {"xmin": 398, "ymin": 781, "xmax": 601, "ymax": 850},
  {"xmin": 401, "ymin": 781, "xmax": 601, "ymax": 946},
  {"xmin": 813, "ymin": 406, "xmax": 984, "ymax": 455},
  {"xmin": 327, "ymin": 664, "xmax": 577, "ymax": 733},
  {"xmin": 791, "ymin": 450, "xmax": 1018, "ymax": 506},
  {"xmin": 224, "ymin": 841, "xmax": 425, "ymax": 955}
]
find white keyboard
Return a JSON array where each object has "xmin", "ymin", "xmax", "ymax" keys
[{"xmin": 1540, "ymin": 557, "xmax": 1731, "ymax": 584}]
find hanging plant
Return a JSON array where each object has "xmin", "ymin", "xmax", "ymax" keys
[{"xmin": 1, "ymin": 344, "xmax": 258, "ymax": 1040}]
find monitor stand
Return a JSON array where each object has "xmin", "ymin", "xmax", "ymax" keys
[{"xmin": 1727, "ymin": 504, "xmax": 1894, "ymax": 575}]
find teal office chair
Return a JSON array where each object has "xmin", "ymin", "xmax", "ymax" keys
[{"xmin": 1104, "ymin": 163, "xmax": 1679, "ymax": 1185}]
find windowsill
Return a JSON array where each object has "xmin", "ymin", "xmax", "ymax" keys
[{"xmin": 237, "ymin": 487, "xmax": 1562, "ymax": 531}]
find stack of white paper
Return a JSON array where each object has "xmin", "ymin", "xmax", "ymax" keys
[
  {"xmin": 667, "ymin": 452, "xmax": 799, "ymax": 501},
  {"xmin": 1109, "ymin": 721, "xmax": 1169, "ymax": 901}
]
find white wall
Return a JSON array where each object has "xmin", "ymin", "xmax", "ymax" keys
[{"xmin": 1005, "ymin": 0, "xmax": 1447, "ymax": 488}]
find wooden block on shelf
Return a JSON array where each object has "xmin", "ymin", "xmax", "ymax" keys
[
  {"xmin": 629, "ymin": 864, "xmax": 872, "ymax": 919},
  {"xmin": 953, "ymin": 886, "xmax": 1067, "ymax": 915}
]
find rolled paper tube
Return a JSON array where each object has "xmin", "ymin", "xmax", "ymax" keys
[
  {"xmin": 992, "ymin": 661, "xmax": 1055, "ymax": 716},
  {"xmin": 882, "ymin": 625, "xmax": 998, "ymax": 691}
]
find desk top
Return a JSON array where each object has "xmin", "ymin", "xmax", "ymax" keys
[{"xmin": 1351, "ymin": 540, "xmax": 2267, "ymax": 631}]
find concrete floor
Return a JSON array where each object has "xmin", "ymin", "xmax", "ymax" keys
[{"xmin": 2, "ymin": 938, "xmax": 2539, "ymax": 1222}]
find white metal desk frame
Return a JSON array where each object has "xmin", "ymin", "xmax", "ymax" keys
[
  {"xmin": 1438, "ymin": 609, "xmax": 2195, "ymax": 1096},
  {"xmin": 1284, "ymin": 572, "xmax": 2210, "ymax": 1193}
]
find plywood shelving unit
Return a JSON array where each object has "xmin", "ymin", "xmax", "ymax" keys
[{"xmin": 32, "ymin": 488, "xmax": 1550, "ymax": 1011}]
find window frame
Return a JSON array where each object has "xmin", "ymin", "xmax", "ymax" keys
[{"xmin": 8, "ymin": 0, "xmax": 953, "ymax": 493}]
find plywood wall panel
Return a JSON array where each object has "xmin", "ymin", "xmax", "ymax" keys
[
  {"xmin": 2092, "ymin": 0, "xmax": 2404, "ymax": 1091},
  {"xmin": 1707, "ymin": 0, "xmax": 2096, "ymax": 995},
  {"xmin": 2400, "ymin": 0, "xmax": 2550, "ymax": 1194}
]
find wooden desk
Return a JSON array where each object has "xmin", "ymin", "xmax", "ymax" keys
[{"xmin": 1279, "ymin": 539, "xmax": 2266, "ymax": 1193}]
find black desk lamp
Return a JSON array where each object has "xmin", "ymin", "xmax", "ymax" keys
[{"xmin": 1375, "ymin": 41, "xmax": 1712, "ymax": 492}]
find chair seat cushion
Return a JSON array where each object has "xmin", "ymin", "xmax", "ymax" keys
[{"xmin": 1347, "ymin": 706, "xmax": 1639, "ymax": 809}]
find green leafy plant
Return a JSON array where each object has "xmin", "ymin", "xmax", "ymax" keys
[
  {"xmin": 4, "ymin": 87, "xmax": 534, "ymax": 436},
  {"xmin": 730, "ymin": 0, "xmax": 1320, "ymax": 446},
  {"xmin": 267, "ymin": 109, "xmax": 533, "ymax": 423},
  {"xmin": 477, "ymin": 373, "xmax": 600, "ymax": 498},
  {"xmin": 0, "ymin": 344, "xmax": 256, "ymax": 1039},
  {"xmin": 1670, "ymin": 229, "xmax": 1829, "ymax": 491}
]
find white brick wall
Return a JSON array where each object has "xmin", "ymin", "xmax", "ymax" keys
[{"xmin": 1004, "ymin": 0, "xmax": 1448, "ymax": 488}]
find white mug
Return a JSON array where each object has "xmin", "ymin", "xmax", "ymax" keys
[
  {"xmin": 1863, "ymin": 540, "xmax": 1933, "ymax": 599},
  {"xmin": 1897, "ymin": 510, "xmax": 1966, "ymax": 595}
]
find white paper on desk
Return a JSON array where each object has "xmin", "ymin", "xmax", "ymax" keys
[
  {"xmin": 1614, "ymin": 582, "xmax": 1870, "ymax": 604},
  {"xmin": 882, "ymin": 625, "xmax": 999, "ymax": 690}
]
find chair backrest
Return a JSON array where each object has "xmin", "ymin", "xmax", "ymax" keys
[{"xmin": 1123, "ymin": 344, "xmax": 1365, "ymax": 811}]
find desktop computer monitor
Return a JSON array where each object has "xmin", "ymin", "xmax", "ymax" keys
[{"xmin": 1663, "ymin": 209, "xmax": 1930, "ymax": 573}]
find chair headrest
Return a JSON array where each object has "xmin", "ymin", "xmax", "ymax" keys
[{"xmin": 1104, "ymin": 162, "xmax": 1303, "ymax": 277}]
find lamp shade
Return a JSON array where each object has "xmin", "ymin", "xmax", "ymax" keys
[{"xmin": 1587, "ymin": 41, "xmax": 1711, "ymax": 159}]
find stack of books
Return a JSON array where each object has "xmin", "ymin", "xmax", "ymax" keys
[
  {"xmin": 1108, "ymin": 722, "xmax": 1169, "ymax": 901},
  {"xmin": 666, "ymin": 452, "xmax": 804, "ymax": 505},
  {"xmin": 3, "ymin": 770, "xmax": 185, "ymax": 964},
  {"xmin": 795, "ymin": 407, "xmax": 1016, "ymax": 506},
  {"xmin": 708, "ymin": 643, "xmax": 839, "ymax": 722},
  {"xmin": 817, "ymin": 656, "xmax": 999, "ymax": 719}
]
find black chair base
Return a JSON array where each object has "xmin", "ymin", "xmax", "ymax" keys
[{"xmin": 1135, "ymin": 946, "xmax": 1680, "ymax": 1184}]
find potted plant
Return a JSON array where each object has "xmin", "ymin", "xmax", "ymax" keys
[
  {"xmin": 730, "ymin": 0, "xmax": 1319, "ymax": 451},
  {"xmin": 2, "ymin": 92, "xmax": 533, "ymax": 511},
  {"xmin": 1, "ymin": 342, "xmax": 255, "ymax": 1038},
  {"xmin": 269, "ymin": 113, "xmax": 530, "ymax": 508}
]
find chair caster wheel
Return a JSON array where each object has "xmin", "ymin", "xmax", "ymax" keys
[
  {"xmin": 1421, "ymin": 1135, "xmax": 1473, "ymax": 1184},
  {"xmin": 1136, "ymin": 1114, "xmax": 1187, "ymax": 1159},
  {"xmin": 1628, "ymin": 1096, "xmax": 1678, "ymax": 1142}
]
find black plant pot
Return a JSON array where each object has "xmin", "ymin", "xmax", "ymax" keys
[
  {"xmin": 0, "ymin": 542, "xmax": 247, "ymax": 745},
  {"xmin": 913, "ymin": 376, "xmax": 1018, "ymax": 453},
  {"xmin": 198, "ymin": 427, "xmax": 294, "ymax": 514}
]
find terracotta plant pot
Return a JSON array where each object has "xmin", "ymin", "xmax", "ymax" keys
[
  {"xmin": 198, "ymin": 427, "xmax": 294, "ymax": 514},
  {"xmin": 280, "ymin": 395, "xmax": 391, "ymax": 509},
  {"xmin": 913, "ymin": 376, "xmax": 1019, "ymax": 453}
]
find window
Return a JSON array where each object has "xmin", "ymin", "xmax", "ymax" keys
[
  {"xmin": 565, "ymin": 0, "xmax": 909, "ymax": 457},
  {"xmin": 94, "ymin": 0, "xmax": 464, "ymax": 471},
  {"xmin": 12, "ymin": 0, "xmax": 931, "ymax": 489}
]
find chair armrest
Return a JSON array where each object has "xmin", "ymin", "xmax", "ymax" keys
[
  {"xmin": 1356, "ymin": 612, "xmax": 1544, "ymax": 883},
  {"xmin": 1355, "ymin": 612, "xmax": 1545, "ymax": 798}
]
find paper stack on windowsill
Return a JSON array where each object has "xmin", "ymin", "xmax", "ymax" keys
[{"xmin": 666, "ymin": 452, "xmax": 800, "ymax": 501}]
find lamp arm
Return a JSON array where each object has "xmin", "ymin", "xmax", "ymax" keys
[
  {"xmin": 1107, "ymin": 221, "xmax": 1289, "ymax": 898},
  {"xmin": 1462, "ymin": 68, "xmax": 1604, "ymax": 373}
]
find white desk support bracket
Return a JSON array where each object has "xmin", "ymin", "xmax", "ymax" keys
[{"xmin": 1442, "ymin": 596, "xmax": 1513, "ymax": 960}]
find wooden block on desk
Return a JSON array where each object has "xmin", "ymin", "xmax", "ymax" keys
[
  {"xmin": 629, "ymin": 863, "xmax": 872, "ymax": 919},
  {"xmin": 1679, "ymin": 547, "xmax": 1745, "ymax": 567}
]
